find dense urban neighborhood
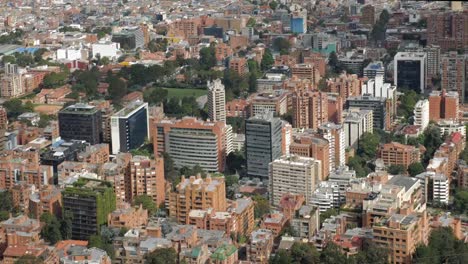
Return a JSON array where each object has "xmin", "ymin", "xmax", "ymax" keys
[{"xmin": 0, "ymin": 0, "xmax": 466, "ymax": 263}]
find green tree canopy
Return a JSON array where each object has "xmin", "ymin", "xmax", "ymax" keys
[
  {"xmin": 108, "ymin": 76, "xmax": 128, "ymax": 103},
  {"xmin": 144, "ymin": 87, "xmax": 168, "ymax": 105},
  {"xmin": 261, "ymin": 48, "xmax": 274, "ymax": 71},
  {"xmin": 132, "ymin": 195, "xmax": 157, "ymax": 215},
  {"xmin": 357, "ymin": 132, "xmax": 381, "ymax": 159},
  {"xmin": 388, "ymin": 164, "xmax": 406, "ymax": 175},
  {"xmin": 253, "ymin": 194, "xmax": 270, "ymax": 219},
  {"xmin": 146, "ymin": 248, "xmax": 177, "ymax": 264},
  {"xmin": 407, "ymin": 162, "xmax": 425, "ymax": 177}
]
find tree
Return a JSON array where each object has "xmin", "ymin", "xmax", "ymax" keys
[
  {"xmin": 270, "ymin": 249, "xmax": 293, "ymax": 264},
  {"xmin": 100, "ymin": 56, "xmax": 110, "ymax": 66},
  {"xmin": 407, "ymin": 162, "xmax": 425, "ymax": 177},
  {"xmin": 269, "ymin": 1, "xmax": 278, "ymax": 10},
  {"xmin": 108, "ymin": 76, "xmax": 127, "ymax": 103},
  {"xmin": 146, "ymin": 248, "xmax": 177, "ymax": 264},
  {"xmin": 132, "ymin": 195, "xmax": 157, "ymax": 215},
  {"xmin": 252, "ymin": 195, "xmax": 270, "ymax": 219},
  {"xmin": 88, "ymin": 234, "xmax": 115, "ymax": 259},
  {"xmin": 246, "ymin": 18, "xmax": 256, "ymax": 27},
  {"xmin": 42, "ymin": 72, "xmax": 68, "ymax": 88},
  {"xmin": 387, "ymin": 164, "xmax": 405, "ymax": 175},
  {"xmin": 320, "ymin": 244, "xmax": 348, "ymax": 264},
  {"xmin": 226, "ymin": 150, "xmax": 245, "ymax": 175},
  {"xmin": 320, "ymin": 208, "xmax": 339, "ymax": 224},
  {"xmin": 273, "ymin": 37, "xmax": 290, "ymax": 54},
  {"xmin": 248, "ymin": 72, "xmax": 258, "ymax": 93},
  {"xmin": 347, "ymin": 156, "xmax": 369, "ymax": 178},
  {"xmin": 148, "ymin": 38, "xmax": 169, "ymax": 52},
  {"xmin": 290, "ymin": 243, "xmax": 320, "ymax": 264},
  {"xmin": 40, "ymin": 212, "xmax": 62, "ymax": 244},
  {"xmin": 261, "ymin": 48, "xmax": 274, "ymax": 71},
  {"xmin": 199, "ymin": 45, "xmax": 217, "ymax": 70},
  {"xmin": 144, "ymin": 87, "xmax": 168, "ymax": 105},
  {"xmin": 357, "ymin": 132, "xmax": 380, "ymax": 159},
  {"xmin": 60, "ymin": 210, "xmax": 73, "ymax": 240},
  {"xmin": 422, "ymin": 126, "xmax": 443, "ymax": 165}
]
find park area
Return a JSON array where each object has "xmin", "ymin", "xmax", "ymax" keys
[{"xmin": 163, "ymin": 87, "xmax": 206, "ymax": 99}]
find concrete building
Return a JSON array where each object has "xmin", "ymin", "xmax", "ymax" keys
[
  {"xmin": 363, "ymin": 61, "xmax": 385, "ymax": 79},
  {"xmin": 427, "ymin": 11, "xmax": 468, "ymax": 51},
  {"xmin": 338, "ymin": 50, "xmax": 365, "ymax": 75},
  {"xmin": 246, "ymin": 113, "xmax": 282, "ymax": 179},
  {"xmin": 441, "ymin": 51, "xmax": 466, "ymax": 103},
  {"xmin": 62, "ymin": 178, "xmax": 116, "ymax": 240},
  {"xmin": 291, "ymin": 90, "xmax": 328, "ymax": 129},
  {"xmin": 429, "ymin": 90, "xmax": 459, "ymax": 122},
  {"xmin": 360, "ymin": 5, "xmax": 375, "ymax": 25},
  {"xmin": 346, "ymin": 95, "xmax": 387, "ymax": 130},
  {"xmin": 326, "ymin": 73, "xmax": 362, "ymax": 99},
  {"xmin": 290, "ymin": 4, "xmax": 307, "ymax": 34},
  {"xmin": 247, "ymin": 229, "xmax": 274, "ymax": 264},
  {"xmin": 1, "ymin": 63, "xmax": 23, "ymax": 98},
  {"xmin": 28, "ymin": 185, "xmax": 62, "ymax": 220},
  {"xmin": 413, "ymin": 99, "xmax": 429, "ymax": 131},
  {"xmin": 207, "ymin": 79, "xmax": 226, "ymax": 123},
  {"xmin": 415, "ymin": 171, "xmax": 450, "ymax": 205},
  {"xmin": 343, "ymin": 108, "xmax": 373, "ymax": 148},
  {"xmin": 289, "ymin": 133, "xmax": 330, "ymax": 178},
  {"xmin": 437, "ymin": 120, "xmax": 466, "ymax": 138},
  {"xmin": 91, "ymin": 41, "xmax": 120, "ymax": 60},
  {"xmin": 111, "ymin": 101, "xmax": 149, "ymax": 154},
  {"xmin": 394, "ymin": 52, "xmax": 427, "ymax": 93},
  {"xmin": 269, "ymin": 155, "xmax": 322, "ymax": 206},
  {"xmin": 318, "ymin": 123, "xmax": 346, "ymax": 170},
  {"xmin": 291, "ymin": 63, "xmax": 321, "ymax": 84},
  {"xmin": 229, "ymin": 57, "xmax": 249, "ymax": 76},
  {"xmin": 424, "ymin": 45, "xmax": 441, "ymax": 79},
  {"xmin": 128, "ymin": 155, "xmax": 165, "ymax": 207},
  {"xmin": 169, "ymin": 175, "xmax": 227, "ymax": 224},
  {"xmin": 108, "ymin": 205, "xmax": 148, "ymax": 229},
  {"xmin": 291, "ymin": 205, "xmax": 320, "ymax": 240},
  {"xmin": 154, "ymin": 117, "xmax": 229, "ymax": 173},
  {"xmin": 249, "ymin": 90, "xmax": 289, "ymax": 117},
  {"xmin": 379, "ymin": 142, "xmax": 423, "ymax": 169},
  {"xmin": 58, "ymin": 103, "xmax": 102, "ymax": 145}
]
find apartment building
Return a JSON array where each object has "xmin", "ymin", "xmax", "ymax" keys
[
  {"xmin": 415, "ymin": 172, "xmax": 450, "ymax": 205},
  {"xmin": 249, "ymin": 90, "xmax": 289, "ymax": 117},
  {"xmin": 128, "ymin": 155, "xmax": 165, "ymax": 206},
  {"xmin": 289, "ymin": 133, "xmax": 330, "ymax": 178},
  {"xmin": 28, "ymin": 185, "xmax": 62, "ymax": 219},
  {"xmin": 441, "ymin": 52, "xmax": 466, "ymax": 103},
  {"xmin": 154, "ymin": 117, "xmax": 229, "ymax": 173},
  {"xmin": 291, "ymin": 63, "xmax": 321, "ymax": 84},
  {"xmin": 413, "ymin": 99, "xmax": 429, "ymax": 131},
  {"xmin": 169, "ymin": 175, "xmax": 227, "ymax": 224},
  {"xmin": 229, "ymin": 57, "xmax": 249, "ymax": 76},
  {"xmin": 247, "ymin": 229, "xmax": 274, "ymax": 264},
  {"xmin": 207, "ymin": 79, "xmax": 226, "ymax": 123},
  {"xmin": 1, "ymin": 63, "xmax": 23, "ymax": 98},
  {"xmin": 269, "ymin": 155, "xmax": 322, "ymax": 206},
  {"xmin": 379, "ymin": 142, "xmax": 423, "ymax": 169},
  {"xmin": 108, "ymin": 205, "xmax": 148, "ymax": 229},
  {"xmin": 429, "ymin": 90, "xmax": 459, "ymax": 122},
  {"xmin": 318, "ymin": 122, "xmax": 346, "ymax": 170},
  {"xmin": 326, "ymin": 73, "xmax": 362, "ymax": 99},
  {"xmin": 291, "ymin": 90, "xmax": 328, "ymax": 129},
  {"xmin": 346, "ymin": 95, "xmax": 387, "ymax": 130},
  {"xmin": 343, "ymin": 109, "xmax": 373, "ymax": 148}
]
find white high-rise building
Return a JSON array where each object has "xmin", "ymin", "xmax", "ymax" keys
[
  {"xmin": 413, "ymin": 99, "xmax": 429, "ymax": 131},
  {"xmin": 269, "ymin": 155, "xmax": 321, "ymax": 206},
  {"xmin": 343, "ymin": 109, "xmax": 373, "ymax": 148},
  {"xmin": 415, "ymin": 172, "xmax": 449, "ymax": 205},
  {"xmin": 207, "ymin": 79, "xmax": 226, "ymax": 123},
  {"xmin": 319, "ymin": 123, "xmax": 345, "ymax": 170}
]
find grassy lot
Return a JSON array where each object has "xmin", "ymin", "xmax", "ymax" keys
[{"xmin": 163, "ymin": 87, "xmax": 206, "ymax": 99}]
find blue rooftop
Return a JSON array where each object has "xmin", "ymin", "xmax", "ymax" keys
[{"xmin": 15, "ymin": 47, "xmax": 40, "ymax": 54}]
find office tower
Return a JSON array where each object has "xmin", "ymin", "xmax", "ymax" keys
[
  {"xmin": 245, "ymin": 112, "xmax": 282, "ymax": 179},
  {"xmin": 429, "ymin": 90, "xmax": 459, "ymax": 122},
  {"xmin": 1, "ymin": 63, "xmax": 23, "ymax": 98},
  {"xmin": 363, "ymin": 61, "xmax": 385, "ymax": 79},
  {"xmin": 318, "ymin": 123, "xmax": 346, "ymax": 170},
  {"xmin": 62, "ymin": 178, "xmax": 116, "ymax": 240},
  {"xmin": 269, "ymin": 155, "xmax": 322, "ymax": 206},
  {"xmin": 394, "ymin": 52, "xmax": 427, "ymax": 92},
  {"xmin": 291, "ymin": 90, "xmax": 328, "ymax": 129},
  {"xmin": 169, "ymin": 175, "xmax": 227, "ymax": 224},
  {"xmin": 360, "ymin": 5, "xmax": 375, "ymax": 25},
  {"xmin": 346, "ymin": 96, "xmax": 387, "ymax": 130},
  {"xmin": 111, "ymin": 26, "xmax": 145, "ymax": 50},
  {"xmin": 154, "ymin": 117, "xmax": 229, "ymax": 173},
  {"xmin": 441, "ymin": 52, "xmax": 466, "ymax": 103},
  {"xmin": 414, "ymin": 100, "xmax": 429, "ymax": 131},
  {"xmin": 128, "ymin": 155, "xmax": 165, "ymax": 207},
  {"xmin": 343, "ymin": 109, "xmax": 373, "ymax": 148},
  {"xmin": 424, "ymin": 45, "xmax": 440, "ymax": 79},
  {"xmin": 111, "ymin": 101, "xmax": 149, "ymax": 154},
  {"xmin": 427, "ymin": 11, "xmax": 468, "ymax": 51},
  {"xmin": 58, "ymin": 104, "xmax": 102, "ymax": 145},
  {"xmin": 207, "ymin": 79, "xmax": 226, "ymax": 123}
]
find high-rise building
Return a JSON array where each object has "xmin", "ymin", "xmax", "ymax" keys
[
  {"xmin": 58, "ymin": 104, "xmax": 102, "ymax": 145},
  {"xmin": 269, "ymin": 155, "xmax": 322, "ymax": 206},
  {"xmin": 290, "ymin": 4, "xmax": 307, "ymax": 34},
  {"xmin": 154, "ymin": 117, "xmax": 230, "ymax": 173},
  {"xmin": 427, "ymin": 11, "xmax": 468, "ymax": 51},
  {"xmin": 343, "ymin": 109, "xmax": 373, "ymax": 148},
  {"xmin": 128, "ymin": 155, "xmax": 165, "ymax": 207},
  {"xmin": 291, "ymin": 90, "xmax": 328, "ymax": 129},
  {"xmin": 424, "ymin": 45, "xmax": 441, "ymax": 79},
  {"xmin": 429, "ymin": 90, "xmax": 459, "ymax": 122},
  {"xmin": 360, "ymin": 5, "xmax": 375, "ymax": 25},
  {"xmin": 207, "ymin": 79, "xmax": 226, "ymax": 123},
  {"xmin": 318, "ymin": 123, "xmax": 346, "ymax": 170},
  {"xmin": 62, "ymin": 178, "xmax": 116, "ymax": 240},
  {"xmin": 346, "ymin": 95, "xmax": 387, "ymax": 130},
  {"xmin": 413, "ymin": 99, "xmax": 430, "ymax": 131},
  {"xmin": 0, "ymin": 107, "xmax": 7, "ymax": 152},
  {"xmin": 245, "ymin": 112, "xmax": 282, "ymax": 179},
  {"xmin": 394, "ymin": 52, "xmax": 427, "ymax": 92},
  {"xmin": 289, "ymin": 133, "xmax": 330, "ymax": 178},
  {"xmin": 1, "ymin": 63, "xmax": 23, "ymax": 98},
  {"xmin": 169, "ymin": 175, "xmax": 227, "ymax": 224},
  {"xmin": 326, "ymin": 73, "xmax": 362, "ymax": 99},
  {"xmin": 111, "ymin": 101, "xmax": 149, "ymax": 154},
  {"xmin": 441, "ymin": 51, "xmax": 466, "ymax": 103}
]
